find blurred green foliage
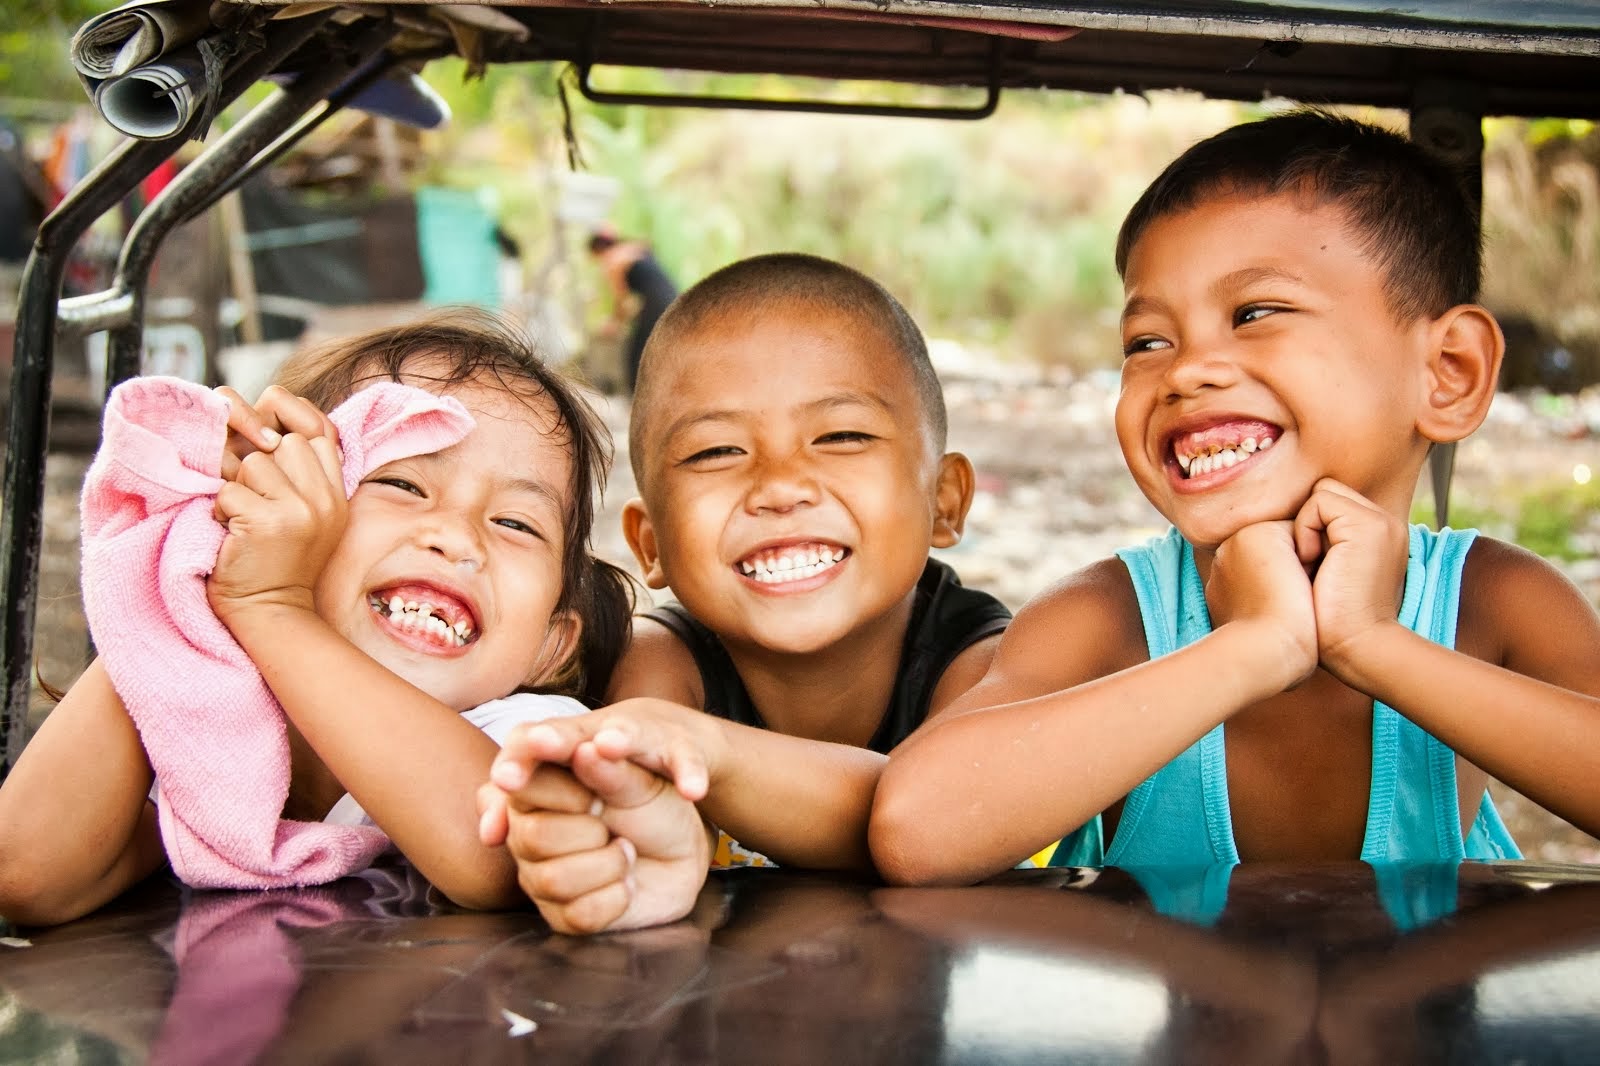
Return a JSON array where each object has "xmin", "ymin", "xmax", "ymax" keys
[
  {"xmin": 0, "ymin": 0, "xmax": 117, "ymax": 102},
  {"xmin": 419, "ymin": 60, "xmax": 1258, "ymax": 368},
  {"xmin": 1414, "ymin": 475, "xmax": 1600, "ymax": 560}
]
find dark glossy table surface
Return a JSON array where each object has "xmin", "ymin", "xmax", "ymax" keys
[{"xmin": 3, "ymin": 860, "xmax": 1598, "ymax": 1064}]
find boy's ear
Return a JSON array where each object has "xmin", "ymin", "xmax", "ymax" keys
[
  {"xmin": 1416, "ymin": 304, "xmax": 1504, "ymax": 444},
  {"xmin": 621, "ymin": 497, "xmax": 670, "ymax": 590},
  {"xmin": 528, "ymin": 610, "xmax": 583, "ymax": 688},
  {"xmin": 930, "ymin": 452, "xmax": 976, "ymax": 549}
]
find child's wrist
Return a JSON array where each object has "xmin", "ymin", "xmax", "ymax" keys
[
  {"xmin": 213, "ymin": 589, "xmax": 318, "ymax": 628},
  {"xmin": 694, "ymin": 713, "xmax": 731, "ymax": 789},
  {"xmin": 1216, "ymin": 617, "xmax": 1317, "ymax": 695},
  {"xmin": 1318, "ymin": 619, "xmax": 1410, "ymax": 690}
]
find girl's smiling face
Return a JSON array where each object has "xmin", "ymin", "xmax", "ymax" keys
[
  {"xmin": 1115, "ymin": 190, "xmax": 1437, "ymax": 551},
  {"xmin": 313, "ymin": 369, "xmax": 579, "ymax": 711}
]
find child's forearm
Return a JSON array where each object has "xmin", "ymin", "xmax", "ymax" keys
[
  {"xmin": 222, "ymin": 604, "xmax": 523, "ymax": 909},
  {"xmin": 0, "ymin": 659, "xmax": 166, "ymax": 925},
  {"xmin": 1326, "ymin": 623, "xmax": 1600, "ymax": 838},
  {"xmin": 873, "ymin": 621, "xmax": 1303, "ymax": 886},
  {"xmin": 700, "ymin": 720, "xmax": 885, "ymax": 872}
]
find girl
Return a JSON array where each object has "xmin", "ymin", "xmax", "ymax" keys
[{"xmin": 0, "ymin": 310, "xmax": 632, "ymax": 925}]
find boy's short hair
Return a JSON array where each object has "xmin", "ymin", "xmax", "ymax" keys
[
  {"xmin": 273, "ymin": 307, "xmax": 633, "ymax": 704},
  {"xmin": 1115, "ymin": 109, "xmax": 1481, "ymax": 321},
  {"xmin": 629, "ymin": 253, "xmax": 946, "ymax": 487}
]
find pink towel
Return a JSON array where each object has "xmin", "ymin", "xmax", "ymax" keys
[{"xmin": 81, "ymin": 376, "xmax": 475, "ymax": 889}]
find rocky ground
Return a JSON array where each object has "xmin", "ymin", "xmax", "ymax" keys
[{"xmin": 16, "ymin": 361, "xmax": 1600, "ymax": 863}]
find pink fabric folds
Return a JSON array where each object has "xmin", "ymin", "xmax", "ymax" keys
[{"xmin": 81, "ymin": 376, "xmax": 475, "ymax": 889}]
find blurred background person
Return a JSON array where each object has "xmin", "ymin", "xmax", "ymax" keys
[{"xmin": 588, "ymin": 223, "xmax": 679, "ymax": 394}]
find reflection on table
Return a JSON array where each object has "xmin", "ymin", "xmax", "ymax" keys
[{"xmin": 2, "ymin": 860, "xmax": 1598, "ymax": 1063}]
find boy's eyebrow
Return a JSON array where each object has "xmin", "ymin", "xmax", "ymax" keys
[
  {"xmin": 661, "ymin": 409, "xmax": 743, "ymax": 443},
  {"xmin": 1122, "ymin": 266, "xmax": 1310, "ymax": 323},
  {"xmin": 661, "ymin": 391, "xmax": 894, "ymax": 441},
  {"xmin": 1210, "ymin": 265, "xmax": 1308, "ymax": 296},
  {"xmin": 803, "ymin": 390, "xmax": 896, "ymax": 417}
]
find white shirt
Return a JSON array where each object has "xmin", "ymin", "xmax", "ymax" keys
[{"xmin": 323, "ymin": 691, "xmax": 588, "ymax": 827}]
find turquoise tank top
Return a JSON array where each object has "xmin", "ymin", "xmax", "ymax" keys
[{"xmin": 1049, "ymin": 525, "xmax": 1520, "ymax": 925}]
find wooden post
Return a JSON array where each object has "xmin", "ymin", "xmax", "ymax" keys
[
  {"xmin": 218, "ymin": 190, "xmax": 263, "ymax": 346},
  {"xmin": 1410, "ymin": 82, "xmax": 1485, "ymax": 530}
]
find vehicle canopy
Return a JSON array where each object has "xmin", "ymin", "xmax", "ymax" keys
[{"xmin": 231, "ymin": 0, "xmax": 1600, "ymax": 116}]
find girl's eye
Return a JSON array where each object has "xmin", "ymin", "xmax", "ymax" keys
[
  {"xmin": 374, "ymin": 476, "xmax": 423, "ymax": 496},
  {"xmin": 1122, "ymin": 335, "xmax": 1170, "ymax": 358},
  {"xmin": 1235, "ymin": 304, "xmax": 1281, "ymax": 326},
  {"xmin": 682, "ymin": 446, "xmax": 743, "ymax": 465},
  {"xmin": 494, "ymin": 517, "xmax": 541, "ymax": 539}
]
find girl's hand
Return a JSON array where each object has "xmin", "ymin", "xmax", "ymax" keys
[
  {"xmin": 481, "ymin": 739, "xmax": 712, "ymax": 934},
  {"xmin": 1292, "ymin": 478, "xmax": 1410, "ymax": 682},
  {"xmin": 1207, "ymin": 520, "xmax": 1319, "ymax": 689},
  {"xmin": 488, "ymin": 700, "xmax": 719, "ymax": 803},
  {"xmin": 216, "ymin": 385, "xmax": 339, "ymax": 481},
  {"xmin": 207, "ymin": 432, "xmax": 346, "ymax": 620}
]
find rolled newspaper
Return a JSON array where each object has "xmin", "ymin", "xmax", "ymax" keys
[
  {"xmin": 70, "ymin": 0, "xmax": 212, "ymax": 139},
  {"xmin": 70, "ymin": 0, "xmax": 212, "ymax": 82},
  {"xmin": 92, "ymin": 48, "xmax": 205, "ymax": 139}
]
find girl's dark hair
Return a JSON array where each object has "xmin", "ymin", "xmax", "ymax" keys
[{"xmin": 273, "ymin": 307, "xmax": 634, "ymax": 704}]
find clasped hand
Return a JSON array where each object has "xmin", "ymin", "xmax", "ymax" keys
[
  {"xmin": 205, "ymin": 386, "xmax": 344, "ymax": 620},
  {"xmin": 1206, "ymin": 478, "xmax": 1410, "ymax": 688},
  {"xmin": 477, "ymin": 700, "xmax": 721, "ymax": 934}
]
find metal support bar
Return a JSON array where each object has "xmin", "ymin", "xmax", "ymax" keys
[
  {"xmin": 103, "ymin": 17, "xmax": 401, "ymax": 391},
  {"xmin": 56, "ymin": 291, "xmax": 138, "ymax": 340},
  {"xmin": 1410, "ymin": 81, "xmax": 1485, "ymax": 531},
  {"xmin": 195, "ymin": 50, "xmax": 427, "ymax": 212},
  {"xmin": 576, "ymin": 45, "xmax": 1002, "ymax": 121},
  {"xmin": 0, "ymin": 10, "xmax": 336, "ymax": 774}
]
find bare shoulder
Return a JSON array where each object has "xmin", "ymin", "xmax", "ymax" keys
[
  {"xmin": 1460, "ymin": 535, "xmax": 1600, "ymax": 691},
  {"xmin": 604, "ymin": 615, "xmax": 705, "ymax": 707},
  {"xmin": 1012, "ymin": 556, "xmax": 1147, "ymax": 661},
  {"xmin": 929, "ymin": 632, "xmax": 1003, "ymax": 716},
  {"xmin": 951, "ymin": 557, "xmax": 1148, "ymax": 708}
]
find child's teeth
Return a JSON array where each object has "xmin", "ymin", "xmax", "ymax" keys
[
  {"xmin": 741, "ymin": 546, "xmax": 846, "ymax": 584},
  {"xmin": 373, "ymin": 594, "xmax": 475, "ymax": 647},
  {"xmin": 1179, "ymin": 433, "xmax": 1278, "ymax": 477}
]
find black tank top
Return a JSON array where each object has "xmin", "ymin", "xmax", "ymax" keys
[
  {"xmin": 624, "ymin": 253, "xmax": 679, "ymax": 314},
  {"xmin": 643, "ymin": 559, "xmax": 1010, "ymax": 753}
]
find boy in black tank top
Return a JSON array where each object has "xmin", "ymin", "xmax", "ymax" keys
[{"xmin": 478, "ymin": 254, "xmax": 1009, "ymax": 932}]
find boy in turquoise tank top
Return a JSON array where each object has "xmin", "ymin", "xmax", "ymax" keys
[{"xmin": 872, "ymin": 110, "xmax": 1600, "ymax": 885}]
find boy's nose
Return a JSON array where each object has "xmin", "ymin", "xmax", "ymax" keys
[
  {"xmin": 743, "ymin": 458, "xmax": 820, "ymax": 514},
  {"xmin": 1161, "ymin": 338, "xmax": 1241, "ymax": 400}
]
